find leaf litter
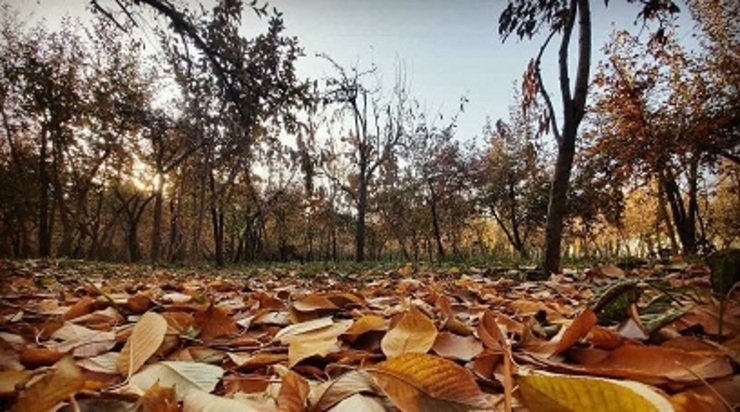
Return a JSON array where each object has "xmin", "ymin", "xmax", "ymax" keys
[{"xmin": 0, "ymin": 259, "xmax": 737, "ymax": 411}]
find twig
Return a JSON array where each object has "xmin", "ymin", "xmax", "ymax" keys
[
  {"xmin": 68, "ymin": 394, "xmax": 81, "ymax": 412},
  {"xmin": 676, "ymin": 361, "xmax": 733, "ymax": 412}
]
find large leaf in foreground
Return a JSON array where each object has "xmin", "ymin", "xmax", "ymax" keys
[
  {"xmin": 183, "ymin": 389, "xmax": 265, "ymax": 412},
  {"xmin": 129, "ymin": 361, "xmax": 224, "ymax": 400},
  {"xmin": 12, "ymin": 356, "xmax": 84, "ymax": 412},
  {"xmin": 519, "ymin": 371, "xmax": 674, "ymax": 412},
  {"xmin": 381, "ymin": 305, "xmax": 437, "ymax": 358},
  {"xmin": 117, "ymin": 311, "xmax": 168, "ymax": 376},
  {"xmin": 366, "ymin": 353, "xmax": 492, "ymax": 412}
]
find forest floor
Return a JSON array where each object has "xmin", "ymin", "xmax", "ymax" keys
[{"xmin": 0, "ymin": 258, "xmax": 737, "ymax": 411}]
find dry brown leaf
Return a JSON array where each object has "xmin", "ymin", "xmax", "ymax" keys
[
  {"xmin": 183, "ymin": 388, "xmax": 266, "ymax": 412},
  {"xmin": 380, "ymin": 305, "xmax": 437, "ymax": 358},
  {"xmin": 327, "ymin": 393, "xmax": 386, "ymax": 412},
  {"xmin": 193, "ymin": 303, "xmax": 238, "ymax": 341},
  {"xmin": 555, "ymin": 344, "xmax": 735, "ymax": 385},
  {"xmin": 671, "ymin": 375, "xmax": 739, "ymax": 412},
  {"xmin": 551, "ymin": 308, "xmax": 597, "ymax": 356},
  {"xmin": 126, "ymin": 293, "xmax": 154, "ymax": 314},
  {"xmin": 117, "ymin": 311, "xmax": 168, "ymax": 376},
  {"xmin": 19, "ymin": 346, "xmax": 65, "ymax": 369},
  {"xmin": 11, "ymin": 356, "xmax": 84, "ymax": 412},
  {"xmin": 432, "ymin": 331, "xmax": 484, "ymax": 361},
  {"xmin": 597, "ymin": 264, "xmax": 626, "ymax": 278},
  {"xmin": 63, "ymin": 296, "xmax": 98, "ymax": 320},
  {"xmin": 586, "ymin": 325, "xmax": 624, "ymax": 350},
  {"xmin": 0, "ymin": 370, "xmax": 32, "ymax": 396},
  {"xmin": 309, "ymin": 370, "xmax": 378, "ymax": 412},
  {"xmin": 293, "ymin": 294, "xmax": 339, "ymax": 312},
  {"xmin": 139, "ymin": 381, "xmax": 179, "ymax": 412},
  {"xmin": 276, "ymin": 370, "xmax": 310, "ymax": 412},
  {"xmin": 288, "ymin": 337, "xmax": 339, "ymax": 368},
  {"xmin": 229, "ymin": 352, "xmax": 289, "ymax": 371},
  {"xmin": 344, "ymin": 315, "xmax": 387, "ymax": 338},
  {"xmin": 476, "ymin": 310, "xmax": 505, "ymax": 351},
  {"xmin": 77, "ymin": 352, "xmax": 119, "ymax": 374},
  {"xmin": 367, "ymin": 353, "xmax": 492, "ymax": 411},
  {"xmin": 324, "ymin": 292, "xmax": 366, "ymax": 308},
  {"xmin": 274, "ymin": 317, "xmax": 334, "ymax": 344}
]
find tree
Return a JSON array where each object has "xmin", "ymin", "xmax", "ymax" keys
[
  {"xmin": 477, "ymin": 114, "xmax": 549, "ymax": 259},
  {"xmin": 498, "ymin": 0, "xmax": 679, "ymax": 273},
  {"xmin": 321, "ymin": 58, "xmax": 410, "ymax": 262},
  {"xmin": 159, "ymin": 3, "xmax": 310, "ymax": 266},
  {"xmin": 588, "ymin": 4, "xmax": 738, "ymax": 254}
]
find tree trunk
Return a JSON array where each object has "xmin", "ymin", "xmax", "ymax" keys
[
  {"xmin": 429, "ymin": 185, "xmax": 445, "ymax": 260},
  {"xmin": 544, "ymin": 134, "xmax": 577, "ymax": 273},
  {"xmin": 355, "ymin": 178, "xmax": 368, "ymax": 262},
  {"xmin": 542, "ymin": 0, "xmax": 591, "ymax": 274},
  {"xmin": 38, "ymin": 130, "xmax": 52, "ymax": 257},
  {"xmin": 661, "ymin": 166, "xmax": 697, "ymax": 255},
  {"xmin": 150, "ymin": 179, "xmax": 164, "ymax": 262}
]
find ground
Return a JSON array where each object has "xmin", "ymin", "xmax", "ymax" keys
[{"xmin": 0, "ymin": 259, "xmax": 737, "ymax": 411}]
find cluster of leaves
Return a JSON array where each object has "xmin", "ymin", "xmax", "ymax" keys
[{"xmin": 0, "ymin": 259, "xmax": 737, "ymax": 411}]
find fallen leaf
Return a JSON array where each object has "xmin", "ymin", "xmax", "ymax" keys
[
  {"xmin": 126, "ymin": 293, "xmax": 154, "ymax": 314},
  {"xmin": 432, "ymin": 331, "xmax": 484, "ymax": 361},
  {"xmin": 228, "ymin": 352, "xmax": 288, "ymax": 371},
  {"xmin": 366, "ymin": 353, "xmax": 492, "ymax": 411},
  {"xmin": 274, "ymin": 317, "xmax": 334, "ymax": 344},
  {"xmin": 129, "ymin": 361, "xmax": 224, "ymax": 400},
  {"xmin": 289, "ymin": 337, "xmax": 340, "ymax": 368},
  {"xmin": 0, "ymin": 370, "xmax": 32, "ymax": 396},
  {"xmin": 193, "ymin": 304, "xmax": 238, "ymax": 341},
  {"xmin": 19, "ymin": 346, "xmax": 65, "ymax": 369},
  {"xmin": 584, "ymin": 344, "xmax": 733, "ymax": 385},
  {"xmin": 344, "ymin": 315, "xmax": 387, "ymax": 339},
  {"xmin": 586, "ymin": 325, "xmax": 624, "ymax": 350},
  {"xmin": 276, "ymin": 370, "xmax": 310, "ymax": 412},
  {"xmin": 381, "ymin": 305, "xmax": 438, "ymax": 358},
  {"xmin": 292, "ymin": 294, "xmax": 339, "ymax": 312},
  {"xmin": 77, "ymin": 352, "xmax": 119, "ymax": 374},
  {"xmin": 12, "ymin": 356, "xmax": 84, "ymax": 412},
  {"xmin": 63, "ymin": 296, "xmax": 98, "ymax": 320},
  {"xmin": 139, "ymin": 381, "xmax": 179, "ymax": 412},
  {"xmin": 183, "ymin": 388, "xmax": 266, "ymax": 412},
  {"xmin": 551, "ymin": 308, "xmax": 598, "ymax": 356},
  {"xmin": 519, "ymin": 370, "xmax": 673, "ymax": 412},
  {"xmin": 117, "ymin": 311, "xmax": 168, "ymax": 376},
  {"xmin": 327, "ymin": 393, "xmax": 386, "ymax": 412},
  {"xmin": 310, "ymin": 370, "xmax": 378, "ymax": 411}
]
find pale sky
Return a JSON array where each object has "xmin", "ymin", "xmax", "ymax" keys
[{"xmin": 13, "ymin": 0, "xmax": 699, "ymax": 142}]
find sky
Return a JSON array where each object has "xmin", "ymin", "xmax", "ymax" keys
[{"xmin": 13, "ymin": 0, "xmax": 700, "ymax": 142}]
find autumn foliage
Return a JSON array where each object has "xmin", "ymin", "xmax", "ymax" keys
[{"xmin": 0, "ymin": 259, "xmax": 737, "ymax": 411}]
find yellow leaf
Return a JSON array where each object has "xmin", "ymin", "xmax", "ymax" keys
[
  {"xmin": 288, "ymin": 338, "xmax": 339, "ymax": 368},
  {"xmin": 0, "ymin": 370, "xmax": 32, "ymax": 396},
  {"xmin": 367, "ymin": 353, "xmax": 492, "ymax": 412},
  {"xmin": 381, "ymin": 305, "xmax": 437, "ymax": 358},
  {"xmin": 117, "ymin": 311, "xmax": 168, "ymax": 376},
  {"xmin": 11, "ymin": 356, "xmax": 84, "ymax": 412},
  {"xmin": 519, "ymin": 371, "xmax": 674, "ymax": 412},
  {"xmin": 344, "ymin": 315, "xmax": 387, "ymax": 338}
]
